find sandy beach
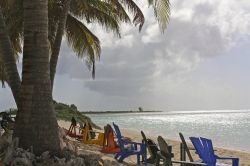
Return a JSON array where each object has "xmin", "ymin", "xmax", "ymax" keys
[{"xmin": 58, "ymin": 120, "xmax": 250, "ymax": 166}]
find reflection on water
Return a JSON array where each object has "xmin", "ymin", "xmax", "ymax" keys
[{"xmin": 88, "ymin": 110, "xmax": 250, "ymax": 152}]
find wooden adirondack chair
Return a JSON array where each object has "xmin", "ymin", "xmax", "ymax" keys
[
  {"xmin": 82, "ymin": 122, "xmax": 104, "ymax": 146},
  {"xmin": 156, "ymin": 136, "xmax": 206, "ymax": 166},
  {"xmin": 190, "ymin": 137, "xmax": 239, "ymax": 166},
  {"xmin": 66, "ymin": 117, "xmax": 82, "ymax": 139},
  {"xmin": 141, "ymin": 130, "xmax": 159, "ymax": 164},
  {"xmin": 179, "ymin": 133, "xmax": 195, "ymax": 162},
  {"xmin": 113, "ymin": 122, "xmax": 147, "ymax": 165},
  {"xmin": 100, "ymin": 124, "xmax": 120, "ymax": 153}
]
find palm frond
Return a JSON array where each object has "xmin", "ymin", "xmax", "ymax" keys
[
  {"xmin": 1, "ymin": 0, "xmax": 23, "ymax": 59},
  {"xmin": 70, "ymin": 0, "xmax": 123, "ymax": 37},
  {"xmin": 65, "ymin": 14, "xmax": 101, "ymax": 78},
  {"xmin": 150, "ymin": 0, "xmax": 171, "ymax": 32},
  {"xmin": 118, "ymin": 0, "xmax": 145, "ymax": 31}
]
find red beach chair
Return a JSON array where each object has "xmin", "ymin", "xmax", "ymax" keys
[{"xmin": 66, "ymin": 117, "xmax": 82, "ymax": 139}]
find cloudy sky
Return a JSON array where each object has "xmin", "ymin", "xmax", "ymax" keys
[{"xmin": 1, "ymin": 0, "xmax": 250, "ymax": 111}]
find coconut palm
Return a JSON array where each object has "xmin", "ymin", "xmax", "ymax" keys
[
  {"xmin": 49, "ymin": 0, "xmax": 145, "ymax": 88},
  {"xmin": 1, "ymin": 0, "xmax": 170, "ymax": 97},
  {"xmin": 13, "ymin": 0, "xmax": 61, "ymax": 154},
  {"xmin": 1, "ymin": 0, "xmax": 170, "ymax": 154}
]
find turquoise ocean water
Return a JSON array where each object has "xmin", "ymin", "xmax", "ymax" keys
[{"xmin": 88, "ymin": 110, "xmax": 250, "ymax": 152}]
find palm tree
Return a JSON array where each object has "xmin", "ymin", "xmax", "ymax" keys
[
  {"xmin": 49, "ymin": 0, "xmax": 170, "ymax": 89},
  {"xmin": 49, "ymin": 0, "xmax": 145, "ymax": 89},
  {"xmin": 1, "ymin": 0, "xmax": 170, "ymax": 154},
  {"xmin": 0, "ymin": 6, "xmax": 21, "ymax": 104},
  {"xmin": 13, "ymin": 0, "xmax": 60, "ymax": 154}
]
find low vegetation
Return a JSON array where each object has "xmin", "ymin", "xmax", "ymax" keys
[{"xmin": 1, "ymin": 101, "xmax": 100, "ymax": 129}]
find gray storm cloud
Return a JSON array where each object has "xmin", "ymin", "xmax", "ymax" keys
[
  {"xmin": 50, "ymin": 0, "xmax": 250, "ymax": 111},
  {"xmin": 2, "ymin": 0, "xmax": 250, "ymax": 111}
]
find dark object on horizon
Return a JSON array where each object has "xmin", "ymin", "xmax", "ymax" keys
[
  {"xmin": 113, "ymin": 122, "xmax": 147, "ymax": 165},
  {"xmin": 190, "ymin": 137, "xmax": 239, "ymax": 166},
  {"xmin": 141, "ymin": 130, "xmax": 159, "ymax": 164},
  {"xmin": 138, "ymin": 107, "xmax": 143, "ymax": 112},
  {"xmin": 156, "ymin": 136, "xmax": 206, "ymax": 166}
]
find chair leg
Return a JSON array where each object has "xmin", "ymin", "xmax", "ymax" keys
[
  {"xmin": 232, "ymin": 158, "xmax": 239, "ymax": 166},
  {"xmin": 118, "ymin": 154, "xmax": 128, "ymax": 162},
  {"xmin": 114, "ymin": 153, "xmax": 120, "ymax": 159},
  {"xmin": 137, "ymin": 154, "xmax": 140, "ymax": 165},
  {"xmin": 156, "ymin": 155, "xmax": 160, "ymax": 166}
]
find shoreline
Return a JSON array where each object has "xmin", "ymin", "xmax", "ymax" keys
[
  {"xmin": 58, "ymin": 120, "xmax": 250, "ymax": 165},
  {"xmin": 81, "ymin": 110, "xmax": 162, "ymax": 114}
]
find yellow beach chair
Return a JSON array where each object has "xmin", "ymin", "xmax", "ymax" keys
[{"xmin": 82, "ymin": 122, "xmax": 104, "ymax": 146}]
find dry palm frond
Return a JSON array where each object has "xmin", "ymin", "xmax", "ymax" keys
[{"xmin": 150, "ymin": 0, "xmax": 171, "ymax": 32}]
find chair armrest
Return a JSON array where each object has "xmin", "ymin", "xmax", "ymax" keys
[
  {"xmin": 215, "ymin": 155, "xmax": 239, "ymax": 160},
  {"xmin": 156, "ymin": 151, "xmax": 166, "ymax": 160},
  {"xmin": 172, "ymin": 160, "xmax": 207, "ymax": 165},
  {"xmin": 156, "ymin": 150, "xmax": 173, "ymax": 158},
  {"xmin": 124, "ymin": 141, "xmax": 144, "ymax": 146},
  {"xmin": 215, "ymin": 156, "xmax": 239, "ymax": 166},
  {"xmin": 188, "ymin": 147, "xmax": 196, "ymax": 150}
]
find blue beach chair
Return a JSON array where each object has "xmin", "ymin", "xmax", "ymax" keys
[
  {"xmin": 112, "ymin": 122, "xmax": 147, "ymax": 165},
  {"xmin": 190, "ymin": 137, "xmax": 239, "ymax": 166}
]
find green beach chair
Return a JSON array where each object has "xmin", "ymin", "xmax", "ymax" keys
[
  {"xmin": 156, "ymin": 136, "xmax": 206, "ymax": 166},
  {"xmin": 141, "ymin": 130, "xmax": 159, "ymax": 163},
  {"xmin": 179, "ymin": 132, "xmax": 195, "ymax": 162}
]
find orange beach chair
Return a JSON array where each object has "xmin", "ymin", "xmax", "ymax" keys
[{"xmin": 101, "ymin": 124, "xmax": 120, "ymax": 153}]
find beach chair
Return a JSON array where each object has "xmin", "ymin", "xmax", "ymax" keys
[
  {"xmin": 82, "ymin": 122, "xmax": 104, "ymax": 146},
  {"xmin": 156, "ymin": 136, "xmax": 206, "ymax": 166},
  {"xmin": 112, "ymin": 122, "xmax": 147, "ymax": 165},
  {"xmin": 190, "ymin": 137, "xmax": 239, "ymax": 166},
  {"xmin": 179, "ymin": 133, "xmax": 195, "ymax": 162},
  {"xmin": 100, "ymin": 124, "xmax": 120, "ymax": 153},
  {"xmin": 66, "ymin": 117, "xmax": 82, "ymax": 139},
  {"xmin": 141, "ymin": 130, "xmax": 159, "ymax": 164}
]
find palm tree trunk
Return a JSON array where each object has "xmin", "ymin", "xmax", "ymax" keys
[
  {"xmin": 50, "ymin": 0, "xmax": 72, "ymax": 90},
  {"xmin": 14, "ymin": 0, "xmax": 60, "ymax": 155},
  {"xmin": 0, "ymin": 7, "xmax": 21, "ymax": 105}
]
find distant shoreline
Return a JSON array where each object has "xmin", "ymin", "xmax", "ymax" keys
[{"xmin": 81, "ymin": 110, "xmax": 162, "ymax": 114}]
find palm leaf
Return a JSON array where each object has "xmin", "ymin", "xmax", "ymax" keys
[
  {"xmin": 65, "ymin": 14, "xmax": 101, "ymax": 78},
  {"xmin": 118, "ymin": 0, "xmax": 145, "ymax": 31},
  {"xmin": 1, "ymin": 0, "xmax": 23, "ymax": 59},
  {"xmin": 150, "ymin": 0, "xmax": 171, "ymax": 32},
  {"xmin": 70, "ymin": 0, "xmax": 123, "ymax": 37}
]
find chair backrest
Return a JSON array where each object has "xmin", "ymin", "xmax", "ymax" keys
[
  {"xmin": 104, "ymin": 124, "xmax": 116, "ymax": 147},
  {"xmin": 112, "ymin": 122, "xmax": 125, "ymax": 151},
  {"xmin": 82, "ymin": 122, "xmax": 91, "ymax": 140},
  {"xmin": 190, "ymin": 137, "xmax": 215, "ymax": 165},
  {"xmin": 200, "ymin": 137, "xmax": 216, "ymax": 164},
  {"xmin": 141, "ymin": 131, "xmax": 158, "ymax": 159},
  {"xmin": 157, "ymin": 136, "xmax": 173, "ymax": 166},
  {"xmin": 157, "ymin": 136, "xmax": 170, "ymax": 155},
  {"xmin": 179, "ymin": 132, "xmax": 194, "ymax": 162},
  {"xmin": 141, "ymin": 131, "xmax": 147, "ymax": 148}
]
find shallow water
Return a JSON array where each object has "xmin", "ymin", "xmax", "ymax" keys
[{"xmin": 88, "ymin": 110, "xmax": 250, "ymax": 152}]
